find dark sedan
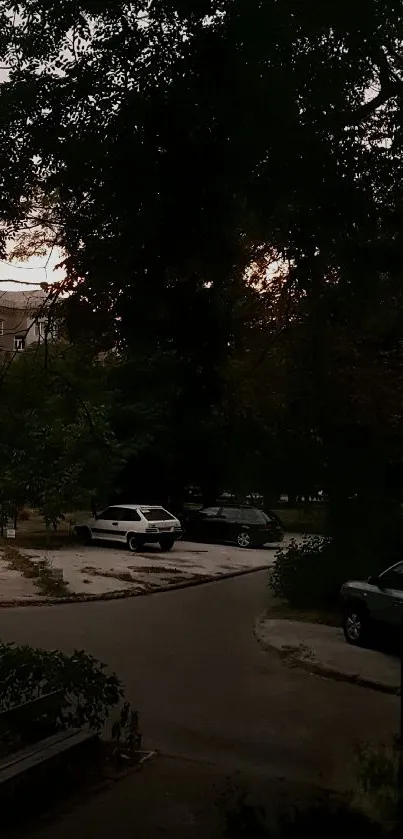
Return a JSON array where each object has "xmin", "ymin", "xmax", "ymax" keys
[{"xmin": 184, "ymin": 505, "xmax": 284, "ymax": 548}]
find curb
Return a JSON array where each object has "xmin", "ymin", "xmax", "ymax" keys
[
  {"xmin": 136, "ymin": 749, "xmax": 157, "ymax": 767},
  {"xmin": 254, "ymin": 619, "xmax": 400, "ymax": 696},
  {"xmin": 0, "ymin": 564, "xmax": 269, "ymax": 609}
]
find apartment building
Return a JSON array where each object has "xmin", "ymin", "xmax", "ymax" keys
[{"xmin": 0, "ymin": 289, "xmax": 51, "ymax": 354}]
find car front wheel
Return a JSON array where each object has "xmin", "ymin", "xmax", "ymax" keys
[
  {"xmin": 127, "ymin": 534, "xmax": 142, "ymax": 553},
  {"xmin": 343, "ymin": 604, "xmax": 368, "ymax": 646},
  {"xmin": 237, "ymin": 531, "xmax": 251, "ymax": 549},
  {"xmin": 75, "ymin": 525, "xmax": 92, "ymax": 545}
]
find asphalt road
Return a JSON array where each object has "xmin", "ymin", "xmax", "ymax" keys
[{"xmin": 0, "ymin": 571, "xmax": 398, "ymax": 790}]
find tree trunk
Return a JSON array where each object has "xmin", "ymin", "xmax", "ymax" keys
[{"xmin": 45, "ymin": 523, "xmax": 51, "ymax": 547}]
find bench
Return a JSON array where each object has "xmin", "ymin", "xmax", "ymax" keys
[
  {"xmin": 0, "ymin": 690, "xmax": 97, "ymax": 797},
  {"xmin": 0, "ymin": 689, "xmax": 64, "ymax": 740}
]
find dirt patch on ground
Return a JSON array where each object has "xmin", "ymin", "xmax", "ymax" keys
[
  {"xmin": 2, "ymin": 545, "xmax": 70, "ymax": 597},
  {"xmin": 128, "ymin": 566, "xmax": 184, "ymax": 575},
  {"xmin": 82, "ymin": 567, "xmax": 142, "ymax": 585},
  {"xmin": 0, "ymin": 537, "xmax": 293, "ymax": 605},
  {"xmin": 136, "ymin": 556, "xmax": 195, "ymax": 567},
  {"xmin": 279, "ymin": 643, "xmax": 318, "ymax": 667}
]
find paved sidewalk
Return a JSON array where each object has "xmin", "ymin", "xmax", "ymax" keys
[
  {"xmin": 0, "ymin": 536, "xmax": 300, "ymax": 605},
  {"xmin": 255, "ymin": 616, "xmax": 400, "ymax": 693}
]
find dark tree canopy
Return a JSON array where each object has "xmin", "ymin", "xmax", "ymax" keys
[
  {"xmin": 0, "ymin": 0, "xmax": 403, "ymax": 512},
  {"xmin": 0, "ymin": 1, "xmax": 402, "ymax": 307}
]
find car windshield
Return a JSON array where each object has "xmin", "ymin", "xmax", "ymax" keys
[
  {"xmin": 141, "ymin": 508, "xmax": 175, "ymax": 521},
  {"xmin": 379, "ymin": 562, "xmax": 403, "ymax": 589}
]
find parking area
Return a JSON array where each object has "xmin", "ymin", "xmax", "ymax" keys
[{"xmin": 0, "ymin": 535, "xmax": 300, "ymax": 603}]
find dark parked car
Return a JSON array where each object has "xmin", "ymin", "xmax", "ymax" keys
[{"xmin": 184, "ymin": 505, "xmax": 284, "ymax": 548}]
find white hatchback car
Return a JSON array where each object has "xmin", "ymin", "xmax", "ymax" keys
[{"xmin": 76, "ymin": 504, "xmax": 182, "ymax": 552}]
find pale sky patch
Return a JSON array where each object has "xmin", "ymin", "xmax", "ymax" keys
[{"xmin": 0, "ymin": 249, "xmax": 65, "ymax": 290}]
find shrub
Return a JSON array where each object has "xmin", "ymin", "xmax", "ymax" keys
[
  {"xmin": 269, "ymin": 534, "xmax": 383, "ymax": 608},
  {"xmin": 0, "ymin": 642, "xmax": 125, "ymax": 731},
  {"xmin": 269, "ymin": 536, "xmax": 341, "ymax": 607}
]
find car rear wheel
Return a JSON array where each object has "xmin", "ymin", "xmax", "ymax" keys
[
  {"xmin": 237, "ymin": 531, "xmax": 251, "ymax": 549},
  {"xmin": 75, "ymin": 525, "xmax": 92, "ymax": 545},
  {"xmin": 343, "ymin": 604, "xmax": 368, "ymax": 646},
  {"xmin": 127, "ymin": 534, "xmax": 141, "ymax": 553},
  {"xmin": 160, "ymin": 537, "xmax": 175, "ymax": 552}
]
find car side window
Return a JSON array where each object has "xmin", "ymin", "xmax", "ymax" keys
[
  {"xmin": 380, "ymin": 563, "xmax": 403, "ymax": 591},
  {"xmin": 239, "ymin": 509, "xmax": 265, "ymax": 524},
  {"xmin": 219, "ymin": 508, "xmax": 238, "ymax": 522},
  {"xmin": 97, "ymin": 507, "xmax": 116, "ymax": 520},
  {"xmin": 114, "ymin": 508, "xmax": 142, "ymax": 522},
  {"xmin": 110, "ymin": 508, "xmax": 124, "ymax": 521},
  {"xmin": 110, "ymin": 508, "xmax": 126, "ymax": 521},
  {"xmin": 126, "ymin": 509, "xmax": 141, "ymax": 522},
  {"xmin": 107, "ymin": 508, "xmax": 137, "ymax": 522}
]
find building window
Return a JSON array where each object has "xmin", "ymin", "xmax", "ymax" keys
[
  {"xmin": 14, "ymin": 336, "xmax": 25, "ymax": 351},
  {"xmin": 0, "ymin": 320, "xmax": 3, "ymax": 336},
  {"xmin": 34, "ymin": 321, "xmax": 43, "ymax": 339}
]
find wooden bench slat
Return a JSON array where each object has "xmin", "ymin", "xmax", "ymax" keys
[
  {"xmin": 0, "ymin": 729, "xmax": 81, "ymax": 773},
  {"xmin": 0, "ymin": 729, "xmax": 96, "ymax": 784}
]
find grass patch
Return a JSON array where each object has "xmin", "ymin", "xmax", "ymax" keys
[
  {"xmin": 7, "ymin": 532, "xmax": 77, "ymax": 550},
  {"xmin": 265, "ymin": 600, "xmax": 341, "ymax": 627},
  {"xmin": 2, "ymin": 544, "xmax": 70, "ymax": 597},
  {"xmin": 1, "ymin": 528, "xmax": 77, "ymax": 550},
  {"xmin": 1, "ymin": 508, "xmax": 88, "ymax": 550},
  {"xmin": 272, "ymin": 504, "xmax": 327, "ymax": 535}
]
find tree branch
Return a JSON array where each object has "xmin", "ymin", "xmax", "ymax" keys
[{"xmin": 342, "ymin": 46, "xmax": 402, "ymax": 127}]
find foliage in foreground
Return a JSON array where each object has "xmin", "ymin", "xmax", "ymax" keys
[
  {"xmin": 268, "ymin": 536, "xmax": 381, "ymax": 608},
  {"xmin": 220, "ymin": 740, "xmax": 402, "ymax": 836},
  {"xmin": 353, "ymin": 739, "xmax": 399, "ymax": 827},
  {"xmin": 269, "ymin": 537, "xmax": 336, "ymax": 607},
  {"xmin": 220, "ymin": 788, "xmax": 383, "ymax": 839},
  {"xmin": 0, "ymin": 642, "xmax": 124, "ymax": 731}
]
